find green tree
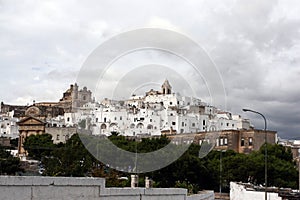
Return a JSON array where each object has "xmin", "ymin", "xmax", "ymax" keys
[
  {"xmin": 42, "ymin": 134, "xmax": 94, "ymax": 177},
  {"xmin": 27, "ymin": 134, "xmax": 298, "ymax": 191},
  {"xmin": 0, "ymin": 146, "xmax": 22, "ymax": 175},
  {"xmin": 23, "ymin": 134, "xmax": 56, "ymax": 160}
]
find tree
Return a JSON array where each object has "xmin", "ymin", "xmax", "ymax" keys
[
  {"xmin": 42, "ymin": 134, "xmax": 94, "ymax": 177},
  {"xmin": 23, "ymin": 134, "xmax": 56, "ymax": 160},
  {"xmin": 25, "ymin": 134, "xmax": 298, "ymax": 191},
  {"xmin": 0, "ymin": 146, "xmax": 22, "ymax": 175}
]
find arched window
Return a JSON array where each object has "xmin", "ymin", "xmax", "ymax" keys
[
  {"xmin": 136, "ymin": 123, "xmax": 144, "ymax": 129},
  {"xmin": 109, "ymin": 123, "xmax": 118, "ymax": 132},
  {"xmin": 100, "ymin": 124, "xmax": 107, "ymax": 129}
]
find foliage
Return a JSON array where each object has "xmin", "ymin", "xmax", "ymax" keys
[
  {"xmin": 25, "ymin": 134, "xmax": 299, "ymax": 192},
  {"xmin": 42, "ymin": 134, "xmax": 94, "ymax": 176},
  {"xmin": 0, "ymin": 146, "xmax": 22, "ymax": 175},
  {"xmin": 10, "ymin": 138, "xmax": 19, "ymax": 148},
  {"xmin": 23, "ymin": 134, "xmax": 56, "ymax": 160}
]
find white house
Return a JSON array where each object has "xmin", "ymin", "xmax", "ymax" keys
[{"xmin": 70, "ymin": 80, "xmax": 250, "ymax": 137}]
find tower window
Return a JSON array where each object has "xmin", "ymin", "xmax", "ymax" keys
[
  {"xmin": 241, "ymin": 138, "xmax": 245, "ymax": 146},
  {"xmin": 249, "ymin": 137, "xmax": 253, "ymax": 146},
  {"xmin": 224, "ymin": 137, "xmax": 228, "ymax": 145}
]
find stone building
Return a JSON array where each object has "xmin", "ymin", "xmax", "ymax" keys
[
  {"xmin": 0, "ymin": 102, "xmax": 27, "ymax": 117},
  {"xmin": 17, "ymin": 106, "xmax": 46, "ymax": 156},
  {"xmin": 58, "ymin": 83, "xmax": 93, "ymax": 112},
  {"xmin": 167, "ymin": 129, "xmax": 277, "ymax": 154},
  {"xmin": 45, "ymin": 127, "xmax": 76, "ymax": 144}
]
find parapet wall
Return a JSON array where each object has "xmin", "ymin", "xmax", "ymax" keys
[
  {"xmin": 0, "ymin": 176, "xmax": 214, "ymax": 200},
  {"xmin": 230, "ymin": 182, "xmax": 282, "ymax": 200}
]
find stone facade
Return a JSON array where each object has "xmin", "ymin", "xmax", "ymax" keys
[
  {"xmin": 45, "ymin": 127, "xmax": 76, "ymax": 144},
  {"xmin": 17, "ymin": 106, "xmax": 46, "ymax": 156},
  {"xmin": 0, "ymin": 137, "xmax": 10, "ymax": 147},
  {"xmin": 167, "ymin": 129, "xmax": 277, "ymax": 154},
  {"xmin": 59, "ymin": 83, "xmax": 93, "ymax": 112}
]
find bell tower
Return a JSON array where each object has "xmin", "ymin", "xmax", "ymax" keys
[{"xmin": 161, "ymin": 79, "xmax": 172, "ymax": 95}]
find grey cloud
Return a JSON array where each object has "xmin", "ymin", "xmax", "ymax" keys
[{"xmin": 0, "ymin": 0, "xmax": 300, "ymax": 138}]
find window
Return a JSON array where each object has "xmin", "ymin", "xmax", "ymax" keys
[
  {"xmin": 216, "ymin": 139, "xmax": 219, "ymax": 146},
  {"xmin": 67, "ymin": 117, "xmax": 70, "ymax": 122},
  {"xmin": 192, "ymin": 123, "xmax": 195, "ymax": 127},
  {"xmin": 150, "ymin": 119, "xmax": 152, "ymax": 122},
  {"xmin": 203, "ymin": 120, "xmax": 206, "ymax": 126},
  {"xmin": 170, "ymin": 102, "xmax": 173, "ymax": 105},
  {"xmin": 226, "ymin": 123, "xmax": 229, "ymax": 127},
  {"xmin": 232, "ymin": 124, "xmax": 234, "ymax": 127},
  {"xmin": 172, "ymin": 122, "xmax": 176, "ymax": 125},
  {"xmin": 83, "ymin": 96, "xmax": 86, "ymax": 101},
  {"xmin": 220, "ymin": 138, "xmax": 223, "ymax": 146},
  {"xmin": 65, "ymin": 135, "xmax": 69, "ymax": 140},
  {"xmin": 199, "ymin": 140, "xmax": 203, "ymax": 145},
  {"xmin": 104, "ymin": 117, "xmax": 107, "ymax": 122},
  {"xmin": 241, "ymin": 138, "xmax": 245, "ymax": 146},
  {"xmin": 182, "ymin": 122, "xmax": 184, "ymax": 127},
  {"xmin": 56, "ymin": 134, "xmax": 60, "ymax": 141},
  {"xmin": 224, "ymin": 137, "xmax": 228, "ymax": 145},
  {"xmin": 96, "ymin": 118, "xmax": 98, "ymax": 122},
  {"xmin": 120, "ymin": 116, "xmax": 122, "ymax": 120},
  {"xmin": 249, "ymin": 137, "xmax": 253, "ymax": 146}
]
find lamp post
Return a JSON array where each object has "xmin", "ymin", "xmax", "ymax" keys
[{"xmin": 242, "ymin": 108, "xmax": 267, "ymax": 200}]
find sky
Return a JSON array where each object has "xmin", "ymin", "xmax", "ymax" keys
[{"xmin": 0, "ymin": 0, "xmax": 300, "ymax": 139}]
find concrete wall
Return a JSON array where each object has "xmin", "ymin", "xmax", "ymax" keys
[
  {"xmin": 230, "ymin": 182, "xmax": 282, "ymax": 200},
  {"xmin": 187, "ymin": 191, "xmax": 215, "ymax": 200},
  {"xmin": 0, "ymin": 176, "xmax": 214, "ymax": 200}
]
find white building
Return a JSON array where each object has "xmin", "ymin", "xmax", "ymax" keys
[
  {"xmin": 68, "ymin": 80, "xmax": 250, "ymax": 137},
  {"xmin": 0, "ymin": 110, "xmax": 19, "ymax": 139}
]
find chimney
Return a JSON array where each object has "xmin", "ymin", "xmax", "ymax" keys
[
  {"xmin": 131, "ymin": 175, "xmax": 138, "ymax": 188},
  {"xmin": 145, "ymin": 177, "xmax": 153, "ymax": 188}
]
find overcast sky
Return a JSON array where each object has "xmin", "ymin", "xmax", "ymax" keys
[{"xmin": 0, "ymin": 0, "xmax": 299, "ymax": 139}]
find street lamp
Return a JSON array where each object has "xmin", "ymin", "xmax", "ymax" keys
[{"xmin": 242, "ymin": 108, "xmax": 267, "ymax": 200}]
